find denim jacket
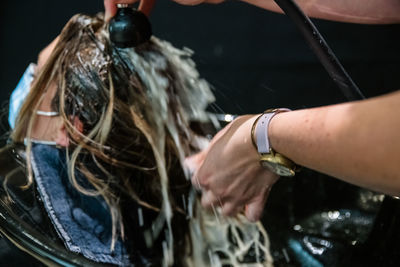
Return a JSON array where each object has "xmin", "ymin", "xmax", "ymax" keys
[{"xmin": 30, "ymin": 143, "xmax": 132, "ymax": 266}]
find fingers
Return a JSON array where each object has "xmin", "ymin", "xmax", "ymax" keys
[
  {"xmin": 139, "ymin": 0, "xmax": 156, "ymax": 16},
  {"xmin": 104, "ymin": 0, "xmax": 120, "ymax": 21},
  {"xmin": 245, "ymin": 189, "xmax": 270, "ymax": 222},
  {"xmin": 221, "ymin": 201, "xmax": 243, "ymax": 217},
  {"xmin": 185, "ymin": 151, "xmax": 205, "ymax": 176},
  {"xmin": 104, "ymin": 0, "xmax": 224, "ymax": 22},
  {"xmin": 187, "ymin": 114, "xmax": 273, "ymax": 221},
  {"xmin": 104, "ymin": 0, "xmax": 155, "ymax": 21},
  {"xmin": 186, "ymin": 151, "xmax": 208, "ymax": 190},
  {"xmin": 173, "ymin": 0, "xmax": 224, "ymax": 5},
  {"xmin": 201, "ymin": 190, "xmax": 243, "ymax": 217},
  {"xmin": 200, "ymin": 187, "xmax": 270, "ymax": 221},
  {"xmin": 201, "ymin": 190, "xmax": 220, "ymax": 209},
  {"xmin": 187, "ymin": 117, "xmax": 241, "ymax": 187},
  {"xmin": 172, "ymin": 0, "xmax": 204, "ymax": 5},
  {"xmin": 206, "ymin": 0, "xmax": 225, "ymax": 3}
]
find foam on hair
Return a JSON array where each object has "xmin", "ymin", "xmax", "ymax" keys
[{"xmin": 12, "ymin": 13, "xmax": 273, "ymax": 266}]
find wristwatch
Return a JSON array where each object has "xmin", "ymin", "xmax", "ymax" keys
[{"xmin": 251, "ymin": 108, "xmax": 299, "ymax": 177}]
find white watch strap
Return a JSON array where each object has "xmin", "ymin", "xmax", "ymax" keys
[{"xmin": 255, "ymin": 108, "xmax": 290, "ymax": 154}]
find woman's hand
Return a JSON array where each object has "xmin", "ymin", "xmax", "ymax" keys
[
  {"xmin": 186, "ymin": 115, "xmax": 279, "ymax": 222},
  {"xmin": 104, "ymin": 0, "xmax": 223, "ymax": 21},
  {"xmin": 104, "ymin": 0, "xmax": 156, "ymax": 21},
  {"xmin": 173, "ymin": 0, "xmax": 224, "ymax": 5}
]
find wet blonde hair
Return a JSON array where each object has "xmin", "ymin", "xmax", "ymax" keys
[{"xmin": 12, "ymin": 13, "xmax": 272, "ymax": 266}]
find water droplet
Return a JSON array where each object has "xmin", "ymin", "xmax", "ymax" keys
[
  {"xmin": 138, "ymin": 207, "xmax": 144, "ymax": 227},
  {"xmin": 293, "ymin": 224, "xmax": 302, "ymax": 231}
]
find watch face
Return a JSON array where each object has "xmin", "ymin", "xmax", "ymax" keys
[{"xmin": 261, "ymin": 161, "xmax": 294, "ymax": 177}]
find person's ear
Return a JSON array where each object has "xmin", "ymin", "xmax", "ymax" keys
[
  {"xmin": 55, "ymin": 124, "xmax": 69, "ymax": 147},
  {"xmin": 55, "ymin": 117, "xmax": 84, "ymax": 147}
]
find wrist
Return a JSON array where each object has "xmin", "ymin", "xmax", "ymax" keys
[
  {"xmin": 250, "ymin": 114, "xmax": 262, "ymax": 150},
  {"xmin": 268, "ymin": 112, "xmax": 282, "ymax": 153},
  {"xmin": 245, "ymin": 115, "xmax": 263, "ymax": 159},
  {"xmin": 251, "ymin": 109, "xmax": 300, "ymax": 176}
]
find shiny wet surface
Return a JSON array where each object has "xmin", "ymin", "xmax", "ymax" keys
[
  {"xmin": 0, "ymin": 142, "xmax": 400, "ymax": 266},
  {"xmin": 262, "ymin": 167, "xmax": 400, "ymax": 266}
]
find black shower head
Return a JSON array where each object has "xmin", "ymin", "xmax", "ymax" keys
[{"xmin": 109, "ymin": 5, "xmax": 152, "ymax": 48}]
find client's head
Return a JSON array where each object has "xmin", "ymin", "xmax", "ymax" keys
[
  {"xmin": 10, "ymin": 13, "xmax": 271, "ymax": 266},
  {"xmin": 12, "ymin": 12, "xmax": 213, "ymax": 260}
]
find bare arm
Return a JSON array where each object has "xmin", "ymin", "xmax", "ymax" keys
[
  {"xmin": 190, "ymin": 91, "xmax": 400, "ymax": 221},
  {"xmin": 174, "ymin": 0, "xmax": 400, "ymax": 24},
  {"xmin": 270, "ymin": 90, "xmax": 400, "ymax": 196},
  {"xmin": 241, "ymin": 0, "xmax": 400, "ymax": 24},
  {"xmin": 104, "ymin": 0, "xmax": 400, "ymax": 24}
]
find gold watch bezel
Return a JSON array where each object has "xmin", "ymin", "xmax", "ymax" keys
[{"xmin": 259, "ymin": 149, "xmax": 298, "ymax": 177}]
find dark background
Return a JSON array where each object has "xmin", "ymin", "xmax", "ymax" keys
[
  {"xmin": 1, "ymin": 0, "xmax": 400, "ymax": 115},
  {"xmin": 1, "ymin": 0, "xmax": 400, "ymax": 265}
]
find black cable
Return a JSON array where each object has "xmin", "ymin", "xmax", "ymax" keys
[{"xmin": 273, "ymin": 0, "xmax": 365, "ymax": 101}]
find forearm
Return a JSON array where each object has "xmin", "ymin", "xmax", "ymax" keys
[
  {"xmin": 269, "ymin": 91, "xmax": 400, "ymax": 196},
  {"xmin": 241, "ymin": 0, "xmax": 400, "ymax": 24}
]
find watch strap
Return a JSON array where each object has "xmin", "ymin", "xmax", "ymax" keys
[{"xmin": 255, "ymin": 108, "xmax": 290, "ymax": 154}]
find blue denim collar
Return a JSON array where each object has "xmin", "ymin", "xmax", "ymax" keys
[{"xmin": 30, "ymin": 143, "xmax": 131, "ymax": 266}]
